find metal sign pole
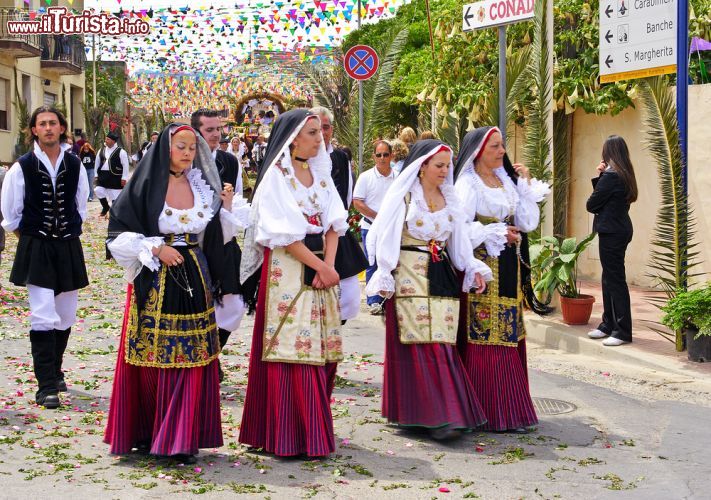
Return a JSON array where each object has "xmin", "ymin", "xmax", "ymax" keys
[
  {"xmin": 357, "ymin": 0, "xmax": 364, "ymax": 174},
  {"xmin": 498, "ymin": 25, "xmax": 506, "ymax": 144},
  {"xmin": 92, "ymin": 34, "xmax": 97, "ymax": 108}
]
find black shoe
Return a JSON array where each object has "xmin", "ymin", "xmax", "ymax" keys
[
  {"xmin": 55, "ymin": 328, "xmax": 71, "ymax": 392},
  {"xmin": 57, "ymin": 377, "xmax": 68, "ymax": 392},
  {"xmin": 133, "ymin": 440, "xmax": 151, "ymax": 455},
  {"xmin": 218, "ymin": 328, "xmax": 231, "ymax": 383},
  {"xmin": 36, "ymin": 392, "xmax": 60, "ymax": 409},
  {"xmin": 511, "ymin": 426, "xmax": 536, "ymax": 434},
  {"xmin": 171, "ymin": 454, "xmax": 197, "ymax": 464},
  {"xmin": 30, "ymin": 330, "xmax": 59, "ymax": 408},
  {"xmin": 429, "ymin": 425, "xmax": 462, "ymax": 441}
]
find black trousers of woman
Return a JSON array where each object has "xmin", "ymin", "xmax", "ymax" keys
[{"xmin": 597, "ymin": 232, "xmax": 633, "ymax": 342}]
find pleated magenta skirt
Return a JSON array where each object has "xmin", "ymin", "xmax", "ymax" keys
[
  {"xmin": 104, "ymin": 285, "xmax": 223, "ymax": 456},
  {"xmin": 382, "ymin": 298, "xmax": 487, "ymax": 430},
  {"xmin": 239, "ymin": 249, "xmax": 338, "ymax": 457},
  {"xmin": 460, "ymin": 339, "xmax": 538, "ymax": 431}
]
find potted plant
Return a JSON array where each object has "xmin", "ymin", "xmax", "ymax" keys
[
  {"xmin": 661, "ymin": 284, "xmax": 711, "ymax": 362},
  {"xmin": 530, "ymin": 233, "xmax": 597, "ymax": 325}
]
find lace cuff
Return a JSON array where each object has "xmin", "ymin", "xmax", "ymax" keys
[
  {"xmin": 138, "ymin": 237, "xmax": 163, "ymax": 272},
  {"xmin": 323, "ymin": 216, "xmax": 348, "ymax": 237},
  {"xmin": 463, "ymin": 260, "xmax": 493, "ymax": 292},
  {"xmin": 219, "ymin": 198, "xmax": 252, "ymax": 242},
  {"xmin": 517, "ymin": 177, "xmax": 550, "ymax": 203},
  {"xmin": 484, "ymin": 222, "xmax": 508, "ymax": 257},
  {"xmin": 365, "ymin": 268, "xmax": 395, "ymax": 299},
  {"xmin": 108, "ymin": 233, "xmax": 164, "ymax": 282}
]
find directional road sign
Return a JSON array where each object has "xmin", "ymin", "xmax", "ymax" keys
[
  {"xmin": 463, "ymin": 0, "xmax": 534, "ymax": 31},
  {"xmin": 344, "ymin": 45, "xmax": 380, "ymax": 81},
  {"xmin": 599, "ymin": 0, "xmax": 677, "ymax": 83}
]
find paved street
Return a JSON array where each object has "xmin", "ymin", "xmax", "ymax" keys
[{"xmin": 0, "ymin": 205, "xmax": 709, "ymax": 499}]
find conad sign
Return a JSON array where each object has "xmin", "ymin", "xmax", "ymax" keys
[{"xmin": 462, "ymin": 0, "xmax": 535, "ymax": 31}]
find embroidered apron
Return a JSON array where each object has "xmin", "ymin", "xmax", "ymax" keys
[
  {"xmin": 262, "ymin": 241, "xmax": 343, "ymax": 366},
  {"xmin": 393, "ymin": 230, "xmax": 460, "ymax": 345}
]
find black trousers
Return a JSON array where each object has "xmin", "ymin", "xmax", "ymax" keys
[{"xmin": 597, "ymin": 232, "xmax": 633, "ymax": 341}]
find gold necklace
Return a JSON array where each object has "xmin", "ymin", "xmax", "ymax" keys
[
  {"xmin": 475, "ymin": 167, "xmax": 503, "ymax": 188},
  {"xmin": 293, "ymin": 155, "xmax": 310, "ymax": 169}
]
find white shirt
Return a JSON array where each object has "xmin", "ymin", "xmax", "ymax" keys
[
  {"xmin": 352, "ymin": 165, "xmax": 396, "ymax": 229},
  {"xmin": 96, "ymin": 143, "xmax": 130, "ymax": 180},
  {"xmin": 1, "ymin": 142, "xmax": 89, "ymax": 232},
  {"xmin": 253, "ymin": 154, "xmax": 348, "ymax": 249},
  {"xmin": 364, "ymin": 181, "xmax": 491, "ymax": 298},
  {"xmin": 455, "ymin": 167, "xmax": 550, "ymax": 257},
  {"xmin": 107, "ymin": 168, "xmax": 251, "ymax": 282}
]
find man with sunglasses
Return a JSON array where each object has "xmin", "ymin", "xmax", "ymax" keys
[{"xmin": 353, "ymin": 140, "xmax": 396, "ymax": 315}]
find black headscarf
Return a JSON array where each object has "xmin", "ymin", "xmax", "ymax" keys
[
  {"xmin": 108, "ymin": 123, "xmax": 226, "ymax": 309},
  {"xmin": 401, "ymin": 139, "xmax": 448, "ymax": 171},
  {"xmin": 251, "ymin": 108, "xmax": 315, "ymax": 200},
  {"xmin": 454, "ymin": 126, "xmax": 551, "ymax": 315},
  {"xmin": 241, "ymin": 108, "xmax": 319, "ymax": 312}
]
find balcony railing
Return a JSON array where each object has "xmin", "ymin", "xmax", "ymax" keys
[
  {"xmin": 0, "ymin": 9, "xmax": 41, "ymax": 58},
  {"xmin": 40, "ymin": 34, "xmax": 86, "ymax": 74}
]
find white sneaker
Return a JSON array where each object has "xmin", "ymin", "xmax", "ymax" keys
[
  {"xmin": 602, "ymin": 336, "xmax": 629, "ymax": 346},
  {"xmin": 587, "ymin": 329, "xmax": 608, "ymax": 339}
]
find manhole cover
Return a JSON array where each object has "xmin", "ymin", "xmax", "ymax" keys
[{"xmin": 533, "ymin": 397, "xmax": 577, "ymax": 415}]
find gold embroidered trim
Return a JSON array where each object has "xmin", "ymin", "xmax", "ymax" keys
[{"xmin": 466, "ymin": 251, "xmax": 526, "ymax": 347}]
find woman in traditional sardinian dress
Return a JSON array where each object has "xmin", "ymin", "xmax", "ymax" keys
[
  {"xmin": 103, "ymin": 124, "xmax": 250, "ymax": 463},
  {"xmin": 365, "ymin": 139, "xmax": 491, "ymax": 440},
  {"xmin": 238, "ymin": 109, "xmax": 348, "ymax": 457},
  {"xmin": 454, "ymin": 126, "xmax": 550, "ymax": 433}
]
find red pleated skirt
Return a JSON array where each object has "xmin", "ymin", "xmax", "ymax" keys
[
  {"xmin": 382, "ymin": 298, "xmax": 487, "ymax": 430},
  {"xmin": 239, "ymin": 249, "xmax": 338, "ymax": 457},
  {"xmin": 460, "ymin": 339, "xmax": 538, "ymax": 431},
  {"xmin": 104, "ymin": 285, "xmax": 223, "ymax": 456}
]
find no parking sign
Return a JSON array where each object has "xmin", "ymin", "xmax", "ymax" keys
[{"xmin": 344, "ymin": 45, "xmax": 380, "ymax": 81}]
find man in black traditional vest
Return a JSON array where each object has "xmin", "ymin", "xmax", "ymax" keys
[
  {"xmin": 95, "ymin": 131, "xmax": 129, "ymax": 218},
  {"xmin": 310, "ymin": 106, "xmax": 367, "ymax": 324},
  {"xmin": 0, "ymin": 106, "xmax": 89, "ymax": 409},
  {"xmin": 191, "ymin": 108, "xmax": 246, "ymax": 381}
]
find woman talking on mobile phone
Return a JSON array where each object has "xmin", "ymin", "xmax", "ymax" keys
[{"xmin": 586, "ymin": 135, "xmax": 638, "ymax": 347}]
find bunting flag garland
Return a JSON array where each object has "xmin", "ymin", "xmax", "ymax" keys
[
  {"xmin": 78, "ymin": 0, "xmax": 407, "ymax": 116},
  {"xmin": 127, "ymin": 55, "xmax": 322, "ymax": 118},
  {"xmin": 84, "ymin": 0, "xmax": 407, "ymax": 75}
]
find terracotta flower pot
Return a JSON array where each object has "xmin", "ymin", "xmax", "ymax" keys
[{"xmin": 559, "ymin": 294, "xmax": 595, "ymax": 325}]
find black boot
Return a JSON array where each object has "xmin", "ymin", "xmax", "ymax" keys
[
  {"xmin": 30, "ymin": 330, "xmax": 60, "ymax": 409},
  {"xmin": 98, "ymin": 197, "xmax": 110, "ymax": 216},
  {"xmin": 54, "ymin": 328, "xmax": 71, "ymax": 392},
  {"xmin": 217, "ymin": 328, "xmax": 231, "ymax": 382}
]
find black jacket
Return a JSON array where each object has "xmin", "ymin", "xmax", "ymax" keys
[{"xmin": 586, "ymin": 170, "xmax": 632, "ymax": 234}]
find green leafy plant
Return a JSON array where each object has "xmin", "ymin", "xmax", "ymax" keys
[
  {"xmin": 661, "ymin": 284, "xmax": 711, "ymax": 338},
  {"xmin": 530, "ymin": 233, "xmax": 596, "ymax": 300},
  {"xmin": 639, "ymin": 75, "xmax": 702, "ymax": 349}
]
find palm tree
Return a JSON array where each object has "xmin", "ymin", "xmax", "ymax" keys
[
  {"xmin": 639, "ymin": 75, "xmax": 701, "ymax": 350},
  {"xmin": 522, "ymin": 0, "xmax": 553, "ymax": 199}
]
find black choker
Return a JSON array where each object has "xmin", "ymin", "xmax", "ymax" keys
[
  {"xmin": 169, "ymin": 170, "xmax": 185, "ymax": 178},
  {"xmin": 294, "ymin": 155, "xmax": 308, "ymax": 162}
]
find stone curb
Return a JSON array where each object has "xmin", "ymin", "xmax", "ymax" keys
[{"xmin": 524, "ymin": 314, "xmax": 711, "ymax": 379}]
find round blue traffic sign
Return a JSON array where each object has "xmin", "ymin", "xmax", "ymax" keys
[{"xmin": 344, "ymin": 45, "xmax": 380, "ymax": 81}]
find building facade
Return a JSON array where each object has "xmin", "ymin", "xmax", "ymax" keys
[{"xmin": 0, "ymin": 0, "xmax": 86, "ymax": 163}]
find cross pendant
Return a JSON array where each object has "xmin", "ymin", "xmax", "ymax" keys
[{"xmin": 186, "ymin": 285, "xmax": 193, "ymax": 298}]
